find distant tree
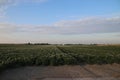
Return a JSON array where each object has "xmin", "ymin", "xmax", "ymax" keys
[{"xmin": 27, "ymin": 42, "xmax": 31, "ymax": 45}]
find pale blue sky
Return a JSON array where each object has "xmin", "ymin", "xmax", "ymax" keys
[
  {"xmin": 0, "ymin": 0, "xmax": 120, "ymax": 44},
  {"xmin": 6, "ymin": 0, "xmax": 120, "ymax": 24}
]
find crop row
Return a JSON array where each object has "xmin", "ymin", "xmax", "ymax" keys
[
  {"xmin": 57, "ymin": 46, "xmax": 120, "ymax": 64},
  {"xmin": 0, "ymin": 45, "xmax": 120, "ymax": 72},
  {"xmin": 0, "ymin": 45, "xmax": 77, "ymax": 72}
]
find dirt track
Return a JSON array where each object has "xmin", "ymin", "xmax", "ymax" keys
[{"xmin": 0, "ymin": 64, "xmax": 120, "ymax": 80}]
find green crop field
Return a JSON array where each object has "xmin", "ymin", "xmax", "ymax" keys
[{"xmin": 0, "ymin": 44, "xmax": 120, "ymax": 72}]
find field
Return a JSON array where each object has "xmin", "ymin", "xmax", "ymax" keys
[{"xmin": 0, "ymin": 44, "xmax": 120, "ymax": 72}]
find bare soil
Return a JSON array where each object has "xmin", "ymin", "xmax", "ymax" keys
[{"xmin": 0, "ymin": 64, "xmax": 120, "ymax": 80}]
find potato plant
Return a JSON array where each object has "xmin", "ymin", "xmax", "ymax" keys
[{"xmin": 0, "ymin": 44, "xmax": 120, "ymax": 72}]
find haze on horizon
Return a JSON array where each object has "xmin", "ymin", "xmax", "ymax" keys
[{"xmin": 0, "ymin": 0, "xmax": 120, "ymax": 44}]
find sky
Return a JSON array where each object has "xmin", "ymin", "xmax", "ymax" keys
[{"xmin": 0, "ymin": 0, "xmax": 120, "ymax": 44}]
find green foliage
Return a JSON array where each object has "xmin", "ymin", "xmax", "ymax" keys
[{"xmin": 0, "ymin": 44, "xmax": 120, "ymax": 72}]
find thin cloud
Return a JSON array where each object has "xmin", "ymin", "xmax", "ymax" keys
[
  {"xmin": 0, "ymin": 16, "xmax": 120, "ymax": 34},
  {"xmin": 0, "ymin": 0, "xmax": 47, "ymax": 4},
  {"xmin": 0, "ymin": 23, "xmax": 16, "ymax": 33},
  {"xmin": 0, "ymin": 0, "xmax": 48, "ymax": 19},
  {"xmin": 53, "ymin": 16, "xmax": 120, "ymax": 34}
]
